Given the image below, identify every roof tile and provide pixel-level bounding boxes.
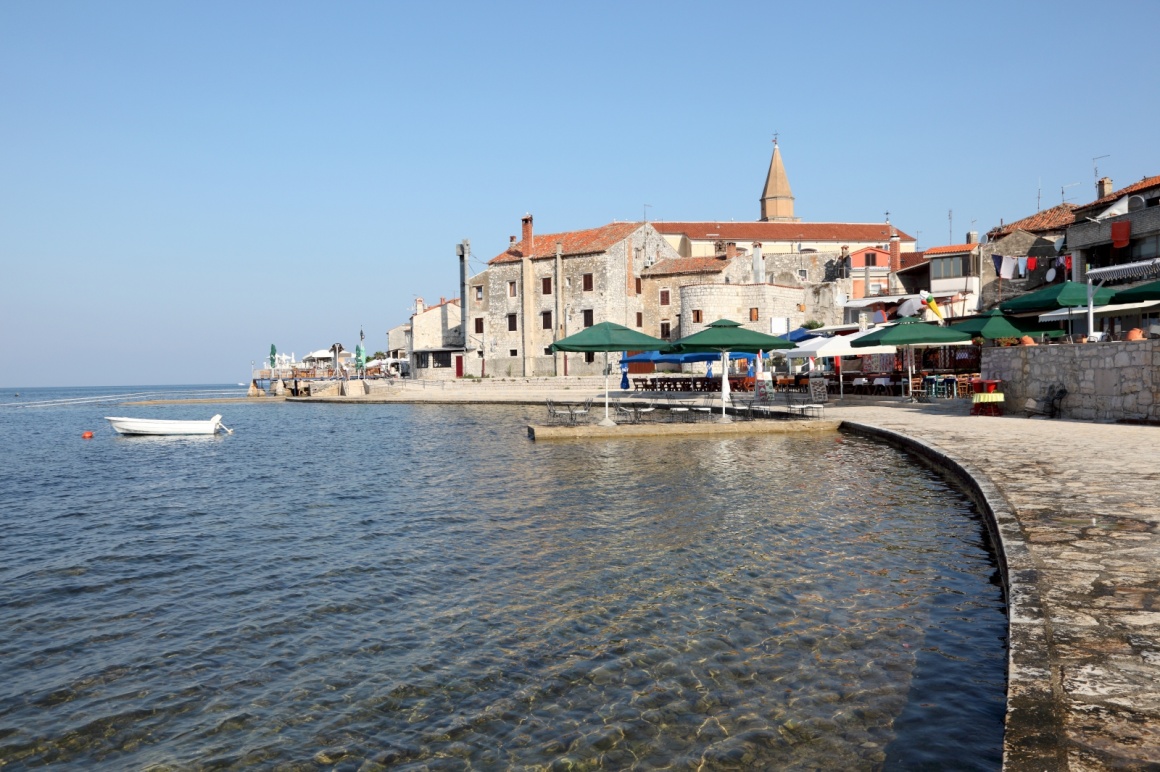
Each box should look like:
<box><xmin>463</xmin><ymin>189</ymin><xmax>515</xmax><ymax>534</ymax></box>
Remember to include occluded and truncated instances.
<box><xmin>651</xmin><ymin>221</ymin><xmax>915</xmax><ymax>243</ymax></box>
<box><xmin>1074</xmin><ymin>175</ymin><xmax>1160</xmax><ymax>213</ymax></box>
<box><xmin>642</xmin><ymin>256</ymin><xmax>728</xmax><ymax>276</ymax></box>
<box><xmin>489</xmin><ymin>222</ymin><xmax>642</xmax><ymax>264</ymax></box>
<box><xmin>987</xmin><ymin>204</ymin><xmax>1076</xmax><ymax>238</ymax></box>
<box><xmin>924</xmin><ymin>243</ymin><xmax>978</xmax><ymax>256</ymax></box>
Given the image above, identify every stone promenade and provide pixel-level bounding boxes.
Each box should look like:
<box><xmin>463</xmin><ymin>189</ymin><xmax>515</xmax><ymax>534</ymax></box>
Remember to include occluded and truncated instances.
<box><xmin>827</xmin><ymin>403</ymin><xmax>1160</xmax><ymax>771</ymax></box>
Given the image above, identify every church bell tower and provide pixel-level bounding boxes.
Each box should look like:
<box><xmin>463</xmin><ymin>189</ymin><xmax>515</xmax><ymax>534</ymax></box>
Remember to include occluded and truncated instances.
<box><xmin>759</xmin><ymin>138</ymin><xmax>796</xmax><ymax>222</ymax></box>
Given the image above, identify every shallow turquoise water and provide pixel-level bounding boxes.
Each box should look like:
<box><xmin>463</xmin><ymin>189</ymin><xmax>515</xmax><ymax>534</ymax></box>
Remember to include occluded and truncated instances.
<box><xmin>0</xmin><ymin>387</ymin><xmax>1005</xmax><ymax>769</ymax></box>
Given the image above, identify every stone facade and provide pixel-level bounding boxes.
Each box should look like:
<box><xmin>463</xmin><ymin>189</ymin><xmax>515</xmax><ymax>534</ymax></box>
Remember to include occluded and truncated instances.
<box><xmin>678</xmin><ymin>280</ymin><xmax>845</xmax><ymax>336</ymax></box>
<box><xmin>982</xmin><ymin>339</ymin><xmax>1160</xmax><ymax>422</ymax></box>
<box><xmin>978</xmin><ymin>230</ymin><xmax>1062</xmax><ymax>310</ymax></box>
<box><xmin>409</xmin><ymin>298</ymin><xmax>464</xmax><ymax>381</ymax></box>
<box><xmin>470</xmin><ymin>222</ymin><xmax>683</xmax><ymax>378</ymax></box>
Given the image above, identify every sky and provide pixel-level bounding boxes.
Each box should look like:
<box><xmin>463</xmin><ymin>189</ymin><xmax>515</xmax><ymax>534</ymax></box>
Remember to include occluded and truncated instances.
<box><xmin>3</xmin><ymin>0</ymin><xmax>1159</xmax><ymax>386</ymax></box>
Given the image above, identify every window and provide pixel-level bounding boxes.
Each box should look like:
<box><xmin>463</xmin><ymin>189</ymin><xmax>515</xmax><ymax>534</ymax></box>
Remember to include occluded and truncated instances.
<box><xmin>635</xmin><ymin>277</ymin><xmax>642</xmax><ymax>295</ymax></box>
<box><xmin>542</xmin><ymin>277</ymin><xmax>552</xmax><ymax>295</ymax></box>
<box><xmin>541</xmin><ymin>311</ymin><xmax>552</xmax><ymax>330</ymax></box>
<box><xmin>584</xmin><ymin>352</ymin><xmax>596</xmax><ymax>364</ymax></box>
<box><xmin>1131</xmin><ymin>235</ymin><xmax>1159</xmax><ymax>260</ymax></box>
<box><xmin>509</xmin><ymin>349</ymin><xmax>518</xmax><ymax>357</ymax></box>
<box><xmin>474</xmin><ymin>318</ymin><xmax>484</xmax><ymax>334</ymax></box>
<box><xmin>583</xmin><ymin>273</ymin><xmax>594</xmax><ymax>291</ymax></box>
<box><xmin>417</xmin><ymin>353</ymin><xmax>429</xmax><ymax>368</ymax></box>
<box><xmin>692</xmin><ymin>309</ymin><xmax>703</xmax><ymax>324</ymax></box>
<box><xmin>432</xmin><ymin>351</ymin><xmax>452</xmax><ymax>368</ymax></box>
<box><xmin>660</xmin><ymin>289</ymin><xmax>670</xmax><ymax>305</ymax></box>
<box><xmin>866</xmin><ymin>252</ymin><xmax>877</xmax><ymax>267</ymax></box>
<box><xmin>636</xmin><ymin>312</ymin><xmax>643</xmax><ymax>328</ymax></box>
<box><xmin>660</xmin><ymin>322</ymin><xmax>671</xmax><ymax>339</ymax></box>
<box><xmin>582</xmin><ymin>309</ymin><xmax>594</xmax><ymax>327</ymax></box>
<box><xmin>508</xmin><ymin>281</ymin><xmax>517</xmax><ymax>297</ymax></box>
<box><xmin>797</xmin><ymin>269</ymin><xmax>808</xmax><ymax>281</ymax></box>
<box><xmin>544</xmin><ymin>346</ymin><xmax>552</xmax><ymax>355</ymax></box>
<box><xmin>507</xmin><ymin>314</ymin><xmax>517</xmax><ymax>331</ymax></box>
<box><xmin>931</xmin><ymin>257</ymin><xmax>965</xmax><ymax>280</ymax></box>
<box><xmin>474</xmin><ymin>285</ymin><xmax>483</xmax><ymax>302</ymax></box>
<box><xmin>750</xmin><ymin>308</ymin><xmax>760</xmax><ymax>322</ymax></box>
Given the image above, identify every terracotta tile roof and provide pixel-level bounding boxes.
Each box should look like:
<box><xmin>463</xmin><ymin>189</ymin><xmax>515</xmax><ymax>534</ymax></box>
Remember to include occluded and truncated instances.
<box><xmin>651</xmin><ymin>221</ymin><xmax>915</xmax><ymax>243</ymax></box>
<box><xmin>924</xmin><ymin>243</ymin><xmax>978</xmax><ymax>256</ymax></box>
<box><xmin>1074</xmin><ymin>175</ymin><xmax>1160</xmax><ymax>214</ymax></box>
<box><xmin>489</xmin><ymin>222</ymin><xmax>642</xmax><ymax>264</ymax></box>
<box><xmin>642</xmin><ymin>256</ymin><xmax>729</xmax><ymax>277</ymax></box>
<box><xmin>987</xmin><ymin>204</ymin><xmax>1077</xmax><ymax>238</ymax></box>
<box><xmin>899</xmin><ymin>250</ymin><xmax>925</xmax><ymax>269</ymax></box>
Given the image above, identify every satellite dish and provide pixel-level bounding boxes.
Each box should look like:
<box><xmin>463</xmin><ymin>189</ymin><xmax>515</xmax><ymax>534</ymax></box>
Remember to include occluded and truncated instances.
<box><xmin>1128</xmin><ymin>195</ymin><xmax>1147</xmax><ymax>212</ymax></box>
<box><xmin>1045</xmin><ymin>267</ymin><xmax>1057</xmax><ymax>282</ymax></box>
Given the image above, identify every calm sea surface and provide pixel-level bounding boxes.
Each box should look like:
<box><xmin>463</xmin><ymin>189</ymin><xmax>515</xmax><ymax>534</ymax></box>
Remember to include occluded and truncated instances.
<box><xmin>0</xmin><ymin>386</ymin><xmax>1006</xmax><ymax>770</ymax></box>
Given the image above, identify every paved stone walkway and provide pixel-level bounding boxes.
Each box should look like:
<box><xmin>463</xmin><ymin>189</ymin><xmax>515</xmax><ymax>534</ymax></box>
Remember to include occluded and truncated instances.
<box><xmin>827</xmin><ymin>403</ymin><xmax>1160</xmax><ymax>771</ymax></box>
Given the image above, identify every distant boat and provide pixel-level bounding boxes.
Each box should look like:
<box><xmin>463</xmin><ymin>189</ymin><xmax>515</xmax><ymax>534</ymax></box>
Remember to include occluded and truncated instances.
<box><xmin>105</xmin><ymin>414</ymin><xmax>231</xmax><ymax>436</ymax></box>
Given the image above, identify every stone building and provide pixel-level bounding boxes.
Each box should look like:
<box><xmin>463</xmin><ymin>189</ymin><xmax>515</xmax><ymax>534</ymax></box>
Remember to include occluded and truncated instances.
<box><xmin>1067</xmin><ymin>175</ymin><xmax>1160</xmax><ymax>283</ymax></box>
<box><xmin>467</xmin><ymin>216</ymin><xmax>683</xmax><ymax>377</ymax></box>
<box><xmin>407</xmin><ymin>297</ymin><xmax>466</xmax><ymax>380</ymax></box>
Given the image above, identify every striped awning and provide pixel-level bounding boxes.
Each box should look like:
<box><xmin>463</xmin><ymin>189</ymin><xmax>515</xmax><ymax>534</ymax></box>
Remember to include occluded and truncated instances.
<box><xmin>1086</xmin><ymin>258</ymin><xmax>1160</xmax><ymax>282</ymax></box>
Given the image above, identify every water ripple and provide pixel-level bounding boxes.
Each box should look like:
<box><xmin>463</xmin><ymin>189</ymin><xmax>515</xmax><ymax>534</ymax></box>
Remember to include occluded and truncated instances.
<box><xmin>0</xmin><ymin>389</ymin><xmax>1005</xmax><ymax>769</ymax></box>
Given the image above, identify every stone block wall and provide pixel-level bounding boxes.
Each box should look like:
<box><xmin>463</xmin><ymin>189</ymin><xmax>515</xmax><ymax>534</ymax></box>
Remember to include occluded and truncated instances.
<box><xmin>982</xmin><ymin>339</ymin><xmax>1159</xmax><ymax>421</ymax></box>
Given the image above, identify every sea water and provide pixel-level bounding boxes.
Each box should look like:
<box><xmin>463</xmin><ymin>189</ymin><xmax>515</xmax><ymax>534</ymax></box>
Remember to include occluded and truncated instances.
<box><xmin>0</xmin><ymin>386</ymin><xmax>1005</xmax><ymax>769</ymax></box>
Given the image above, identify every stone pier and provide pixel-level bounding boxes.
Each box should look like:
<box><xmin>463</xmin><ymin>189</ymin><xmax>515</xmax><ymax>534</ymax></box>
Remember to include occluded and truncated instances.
<box><xmin>827</xmin><ymin>404</ymin><xmax>1160</xmax><ymax>770</ymax></box>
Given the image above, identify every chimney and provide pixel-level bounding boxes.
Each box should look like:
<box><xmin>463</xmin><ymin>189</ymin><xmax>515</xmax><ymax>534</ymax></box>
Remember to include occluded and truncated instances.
<box><xmin>889</xmin><ymin>230</ymin><xmax>901</xmax><ymax>274</ymax></box>
<box><xmin>965</xmin><ymin>231</ymin><xmax>978</xmax><ymax>244</ymax></box>
<box><xmin>725</xmin><ymin>241</ymin><xmax>737</xmax><ymax>261</ymax></box>
<box><xmin>415</xmin><ymin>297</ymin><xmax>425</xmax><ymax>315</ymax></box>
<box><xmin>1097</xmin><ymin>177</ymin><xmax>1114</xmax><ymax>199</ymax></box>
<box><xmin>509</xmin><ymin>235</ymin><xmax>517</xmax><ymax>251</ymax></box>
<box><xmin>521</xmin><ymin>214</ymin><xmax>534</xmax><ymax>253</ymax></box>
<box><xmin>752</xmin><ymin>242</ymin><xmax>765</xmax><ymax>283</ymax></box>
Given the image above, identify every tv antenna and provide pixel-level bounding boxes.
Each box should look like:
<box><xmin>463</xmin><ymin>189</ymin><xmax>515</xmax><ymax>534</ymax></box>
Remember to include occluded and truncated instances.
<box><xmin>1061</xmin><ymin>182</ymin><xmax>1079</xmax><ymax>203</ymax></box>
<box><xmin>643</xmin><ymin>204</ymin><xmax>652</xmax><ymax>222</ymax></box>
<box><xmin>1093</xmin><ymin>154</ymin><xmax>1110</xmax><ymax>185</ymax></box>
<box><xmin>947</xmin><ymin>209</ymin><xmax>953</xmax><ymax>243</ymax></box>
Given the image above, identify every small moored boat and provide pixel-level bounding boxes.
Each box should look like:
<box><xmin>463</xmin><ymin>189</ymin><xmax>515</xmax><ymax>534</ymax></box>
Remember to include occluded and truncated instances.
<box><xmin>104</xmin><ymin>414</ymin><xmax>232</xmax><ymax>436</ymax></box>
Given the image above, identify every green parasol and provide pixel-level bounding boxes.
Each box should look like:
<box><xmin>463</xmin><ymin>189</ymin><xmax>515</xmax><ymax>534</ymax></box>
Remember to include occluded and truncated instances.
<box><xmin>671</xmin><ymin>319</ymin><xmax>795</xmax><ymax>423</ymax></box>
<box><xmin>999</xmin><ymin>281</ymin><xmax>1114</xmax><ymax>313</ymax></box>
<box><xmin>550</xmin><ymin>321</ymin><xmax>672</xmax><ymax>425</ymax></box>
<box><xmin>852</xmin><ymin>317</ymin><xmax>973</xmax><ymax>399</ymax></box>
<box><xmin>948</xmin><ymin>309</ymin><xmax>1063</xmax><ymax>340</ymax></box>
<box><xmin>269</xmin><ymin>344</ymin><xmax>277</xmax><ymax>369</ymax></box>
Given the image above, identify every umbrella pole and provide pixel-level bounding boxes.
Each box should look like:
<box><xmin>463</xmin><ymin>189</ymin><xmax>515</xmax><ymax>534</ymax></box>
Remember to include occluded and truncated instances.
<box><xmin>718</xmin><ymin>350</ymin><xmax>732</xmax><ymax>423</ymax></box>
<box><xmin>599</xmin><ymin>351</ymin><xmax>616</xmax><ymax>426</ymax></box>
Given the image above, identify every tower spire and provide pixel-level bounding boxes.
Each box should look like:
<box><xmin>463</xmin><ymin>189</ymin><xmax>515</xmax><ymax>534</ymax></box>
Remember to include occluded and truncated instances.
<box><xmin>759</xmin><ymin>137</ymin><xmax>795</xmax><ymax>222</ymax></box>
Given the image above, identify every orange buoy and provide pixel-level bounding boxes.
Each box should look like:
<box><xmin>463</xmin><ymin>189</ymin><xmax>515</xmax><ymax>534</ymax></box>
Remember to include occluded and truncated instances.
<box><xmin>82</xmin><ymin>431</ymin><xmax>94</xmax><ymax>439</ymax></box>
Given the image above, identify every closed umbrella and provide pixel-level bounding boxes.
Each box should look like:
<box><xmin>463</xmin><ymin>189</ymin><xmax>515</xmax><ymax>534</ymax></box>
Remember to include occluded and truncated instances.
<box><xmin>851</xmin><ymin>317</ymin><xmax>973</xmax><ymax>399</ymax></box>
<box><xmin>550</xmin><ymin>321</ymin><xmax>672</xmax><ymax>426</ymax></box>
<box><xmin>269</xmin><ymin>344</ymin><xmax>277</xmax><ymax>369</ymax></box>
<box><xmin>672</xmin><ymin>319</ymin><xmax>794</xmax><ymax>422</ymax></box>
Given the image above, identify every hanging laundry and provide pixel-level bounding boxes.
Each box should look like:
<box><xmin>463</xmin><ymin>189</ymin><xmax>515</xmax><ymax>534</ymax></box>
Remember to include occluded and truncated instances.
<box><xmin>992</xmin><ymin>254</ymin><xmax>1003</xmax><ymax>275</ymax></box>
<box><xmin>1027</xmin><ymin>256</ymin><xmax>1037</xmax><ymax>272</ymax></box>
<box><xmin>1000</xmin><ymin>255</ymin><xmax>1017</xmax><ymax>279</ymax></box>
<box><xmin>1056</xmin><ymin>256</ymin><xmax>1065</xmax><ymax>267</ymax></box>
<box><xmin>1017</xmin><ymin>256</ymin><xmax>1028</xmax><ymax>277</ymax></box>
<box><xmin>1065</xmin><ymin>255</ymin><xmax>1072</xmax><ymax>271</ymax></box>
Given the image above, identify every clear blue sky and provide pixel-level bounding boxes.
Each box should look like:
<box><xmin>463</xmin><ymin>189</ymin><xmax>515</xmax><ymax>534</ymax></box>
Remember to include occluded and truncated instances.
<box><xmin>3</xmin><ymin>0</ymin><xmax>1158</xmax><ymax>386</ymax></box>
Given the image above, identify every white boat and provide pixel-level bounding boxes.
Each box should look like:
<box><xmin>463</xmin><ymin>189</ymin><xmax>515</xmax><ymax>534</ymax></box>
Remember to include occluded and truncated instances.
<box><xmin>104</xmin><ymin>414</ymin><xmax>231</xmax><ymax>436</ymax></box>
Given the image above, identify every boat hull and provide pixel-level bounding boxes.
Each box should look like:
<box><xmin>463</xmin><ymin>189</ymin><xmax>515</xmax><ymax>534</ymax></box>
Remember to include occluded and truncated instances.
<box><xmin>105</xmin><ymin>415</ymin><xmax>223</xmax><ymax>436</ymax></box>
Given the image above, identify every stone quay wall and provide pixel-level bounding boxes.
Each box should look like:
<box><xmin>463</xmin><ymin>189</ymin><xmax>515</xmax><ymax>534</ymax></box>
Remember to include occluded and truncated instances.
<box><xmin>982</xmin><ymin>339</ymin><xmax>1160</xmax><ymax>421</ymax></box>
